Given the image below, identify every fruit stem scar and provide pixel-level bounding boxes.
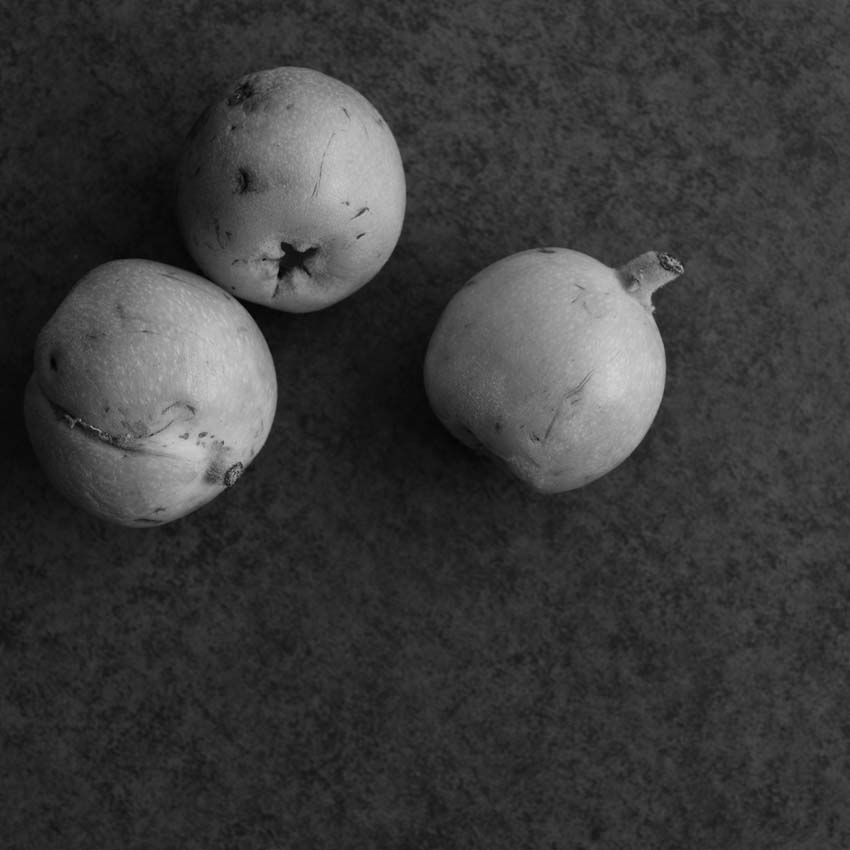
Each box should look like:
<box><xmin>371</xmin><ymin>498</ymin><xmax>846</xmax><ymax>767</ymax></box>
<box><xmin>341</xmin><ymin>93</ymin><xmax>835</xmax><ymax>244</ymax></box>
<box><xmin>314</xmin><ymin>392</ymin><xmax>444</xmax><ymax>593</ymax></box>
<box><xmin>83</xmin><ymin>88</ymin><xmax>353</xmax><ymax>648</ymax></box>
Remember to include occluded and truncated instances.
<box><xmin>224</xmin><ymin>462</ymin><xmax>244</xmax><ymax>487</ymax></box>
<box><xmin>617</xmin><ymin>251</ymin><xmax>684</xmax><ymax>312</ymax></box>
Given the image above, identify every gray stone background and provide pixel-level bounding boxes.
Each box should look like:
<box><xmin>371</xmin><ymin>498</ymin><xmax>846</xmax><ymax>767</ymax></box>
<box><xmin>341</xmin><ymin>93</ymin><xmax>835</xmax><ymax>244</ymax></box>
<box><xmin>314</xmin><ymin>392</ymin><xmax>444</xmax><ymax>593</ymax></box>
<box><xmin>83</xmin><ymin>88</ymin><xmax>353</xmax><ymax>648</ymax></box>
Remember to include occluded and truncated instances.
<box><xmin>1</xmin><ymin>1</ymin><xmax>848</xmax><ymax>847</ymax></box>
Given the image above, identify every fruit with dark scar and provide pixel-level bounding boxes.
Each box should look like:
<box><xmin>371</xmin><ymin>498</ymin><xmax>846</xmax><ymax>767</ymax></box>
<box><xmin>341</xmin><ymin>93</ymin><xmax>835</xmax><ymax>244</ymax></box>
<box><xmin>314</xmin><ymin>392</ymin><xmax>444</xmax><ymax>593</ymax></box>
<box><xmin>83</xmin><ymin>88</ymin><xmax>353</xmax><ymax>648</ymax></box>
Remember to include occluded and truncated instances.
<box><xmin>23</xmin><ymin>260</ymin><xmax>278</xmax><ymax>525</ymax></box>
<box><xmin>176</xmin><ymin>66</ymin><xmax>406</xmax><ymax>312</ymax></box>
<box><xmin>423</xmin><ymin>248</ymin><xmax>683</xmax><ymax>492</ymax></box>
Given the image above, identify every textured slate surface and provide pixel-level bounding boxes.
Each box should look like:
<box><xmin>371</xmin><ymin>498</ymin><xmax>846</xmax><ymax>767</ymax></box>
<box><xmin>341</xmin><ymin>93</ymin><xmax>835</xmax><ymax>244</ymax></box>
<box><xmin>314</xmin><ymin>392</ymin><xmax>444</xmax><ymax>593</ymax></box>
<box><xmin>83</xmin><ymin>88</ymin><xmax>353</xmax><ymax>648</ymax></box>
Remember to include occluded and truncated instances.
<box><xmin>1</xmin><ymin>1</ymin><xmax>849</xmax><ymax>848</ymax></box>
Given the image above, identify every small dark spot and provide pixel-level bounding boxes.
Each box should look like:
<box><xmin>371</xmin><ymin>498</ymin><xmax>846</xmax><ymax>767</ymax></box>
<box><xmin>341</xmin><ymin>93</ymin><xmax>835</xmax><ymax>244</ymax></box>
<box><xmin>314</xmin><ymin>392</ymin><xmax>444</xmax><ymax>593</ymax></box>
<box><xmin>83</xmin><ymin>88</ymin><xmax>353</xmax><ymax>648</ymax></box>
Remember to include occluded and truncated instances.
<box><xmin>179</xmin><ymin>433</ymin><xmax>190</xmax><ymax>439</ymax></box>
<box><xmin>341</xmin><ymin>107</ymin><xmax>350</xmax><ymax>119</ymax></box>
<box><xmin>198</xmin><ymin>431</ymin><xmax>207</xmax><ymax>438</ymax></box>
<box><xmin>494</xmin><ymin>421</ymin><xmax>503</xmax><ymax>433</ymax></box>
<box><xmin>153</xmin><ymin>506</ymin><xmax>167</xmax><ymax>514</ymax></box>
<box><xmin>227</xmin><ymin>78</ymin><xmax>255</xmax><ymax>106</ymax></box>
<box><xmin>352</xmin><ymin>206</ymin><xmax>369</xmax><ymax>219</ymax></box>
<box><xmin>355</xmin><ymin>232</ymin><xmax>366</xmax><ymax>240</ymax></box>
<box><xmin>49</xmin><ymin>354</ymin><xmax>58</xmax><ymax>371</ymax></box>
<box><xmin>234</xmin><ymin>166</ymin><xmax>266</xmax><ymax>194</ymax></box>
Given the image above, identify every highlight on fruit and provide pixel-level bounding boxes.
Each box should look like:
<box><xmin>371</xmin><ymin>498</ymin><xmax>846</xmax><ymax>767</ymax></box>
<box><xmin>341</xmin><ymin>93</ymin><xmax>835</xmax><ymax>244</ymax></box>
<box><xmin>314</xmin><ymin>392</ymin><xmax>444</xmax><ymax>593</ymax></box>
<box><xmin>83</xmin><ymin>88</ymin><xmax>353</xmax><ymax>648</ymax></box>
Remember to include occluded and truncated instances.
<box><xmin>423</xmin><ymin>247</ymin><xmax>684</xmax><ymax>493</ymax></box>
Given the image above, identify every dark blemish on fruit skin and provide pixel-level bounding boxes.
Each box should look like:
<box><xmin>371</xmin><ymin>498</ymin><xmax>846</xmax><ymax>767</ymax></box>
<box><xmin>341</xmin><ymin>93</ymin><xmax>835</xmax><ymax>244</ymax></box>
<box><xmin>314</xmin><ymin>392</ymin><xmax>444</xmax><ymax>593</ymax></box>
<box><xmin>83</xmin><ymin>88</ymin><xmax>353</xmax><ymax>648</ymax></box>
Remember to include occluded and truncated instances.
<box><xmin>341</xmin><ymin>107</ymin><xmax>350</xmax><ymax>120</ymax></box>
<box><xmin>49</xmin><ymin>354</ymin><xmax>58</xmax><ymax>371</ymax></box>
<box><xmin>236</xmin><ymin>167</ymin><xmax>251</xmax><ymax>193</ymax></box>
<box><xmin>351</xmin><ymin>206</ymin><xmax>369</xmax><ymax>219</ymax></box>
<box><xmin>179</xmin><ymin>433</ymin><xmax>190</xmax><ymax>440</ymax></box>
<box><xmin>355</xmin><ymin>232</ymin><xmax>366</xmax><ymax>240</ymax></box>
<box><xmin>227</xmin><ymin>78</ymin><xmax>255</xmax><ymax>107</ymax></box>
<box><xmin>198</xmin><ymin>431</ymin><xmax>207</xmax><ymax>438</ymax></box>
<box><xmin>234</xmin><ymin>166</ymin><xmax>267</xmax><ymax>194</ymax></box>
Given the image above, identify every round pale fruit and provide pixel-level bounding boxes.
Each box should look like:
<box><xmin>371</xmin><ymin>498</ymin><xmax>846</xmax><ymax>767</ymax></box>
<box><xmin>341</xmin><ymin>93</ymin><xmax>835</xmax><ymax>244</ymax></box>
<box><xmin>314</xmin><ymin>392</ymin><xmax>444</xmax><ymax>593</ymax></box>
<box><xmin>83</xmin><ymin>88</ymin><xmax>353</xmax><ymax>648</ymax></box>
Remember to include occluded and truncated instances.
<box><xmin>175</xmin><ymin>65</ymin><xmax>406</xmax><ymax>313</ymax></box>
<box><xmin>423</xmin><ymin>248</ymin><xmax>684</xmax><ymax>493</ymax></box>
<box><xmin>23</xmin><ymin>259</ymin><xmax>278</xmax><ymax>526</ymax></box>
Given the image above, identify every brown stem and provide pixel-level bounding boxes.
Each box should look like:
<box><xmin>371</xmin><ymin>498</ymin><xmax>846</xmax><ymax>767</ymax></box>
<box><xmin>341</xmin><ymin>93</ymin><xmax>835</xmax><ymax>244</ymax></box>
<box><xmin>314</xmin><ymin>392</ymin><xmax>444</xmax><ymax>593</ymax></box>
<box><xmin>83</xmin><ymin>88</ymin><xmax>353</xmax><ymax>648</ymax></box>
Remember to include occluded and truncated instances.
<box><xmin>617</xmin><ymin>251</ymin><xmax>684</xmax><ymax>312</ymax></box>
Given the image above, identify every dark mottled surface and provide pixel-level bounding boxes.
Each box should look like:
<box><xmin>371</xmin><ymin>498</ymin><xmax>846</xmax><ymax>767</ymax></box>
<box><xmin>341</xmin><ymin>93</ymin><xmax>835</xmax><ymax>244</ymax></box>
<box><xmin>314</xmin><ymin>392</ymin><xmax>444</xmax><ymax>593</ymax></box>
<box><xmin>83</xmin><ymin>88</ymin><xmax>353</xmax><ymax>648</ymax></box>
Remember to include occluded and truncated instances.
<box><xmin>2</xmin><ymin>1</ymin><xmax>849</xmax><ymax>848</ymax></box>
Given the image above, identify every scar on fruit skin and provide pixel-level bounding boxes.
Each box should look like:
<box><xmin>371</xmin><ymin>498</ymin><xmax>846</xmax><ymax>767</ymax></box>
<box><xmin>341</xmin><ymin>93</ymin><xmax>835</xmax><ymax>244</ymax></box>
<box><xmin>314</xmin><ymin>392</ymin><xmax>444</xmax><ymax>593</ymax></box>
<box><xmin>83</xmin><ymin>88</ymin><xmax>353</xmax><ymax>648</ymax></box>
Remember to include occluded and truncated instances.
<box><xmin>312</xmin><ymin>132</ymin><xmax>337</xmax><ymax>198</ymax></box>
<box><xmin>543</xmin><ymin>371</ymin><xmax>594</xmax><ymax>443</ymax></box>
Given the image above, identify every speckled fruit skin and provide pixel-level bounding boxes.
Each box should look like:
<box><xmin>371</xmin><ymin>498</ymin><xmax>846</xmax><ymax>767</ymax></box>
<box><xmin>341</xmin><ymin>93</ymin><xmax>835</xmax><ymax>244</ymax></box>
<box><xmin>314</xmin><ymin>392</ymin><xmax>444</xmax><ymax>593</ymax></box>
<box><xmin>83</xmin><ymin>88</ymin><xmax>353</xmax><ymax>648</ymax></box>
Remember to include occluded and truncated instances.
<box><xmin>175</xmin><ymin>66</ymin><xmax>406</xmax><ymax>313</ymax></box>
<box><xmin>23</xmin><ymin>260</ymin><xmax>278</xmax><ymax>526</ymax></box>
<box><xmin>424</xmin><ymin>248</ymin><xmax>678</xmax><ymax>493</ymax></box>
